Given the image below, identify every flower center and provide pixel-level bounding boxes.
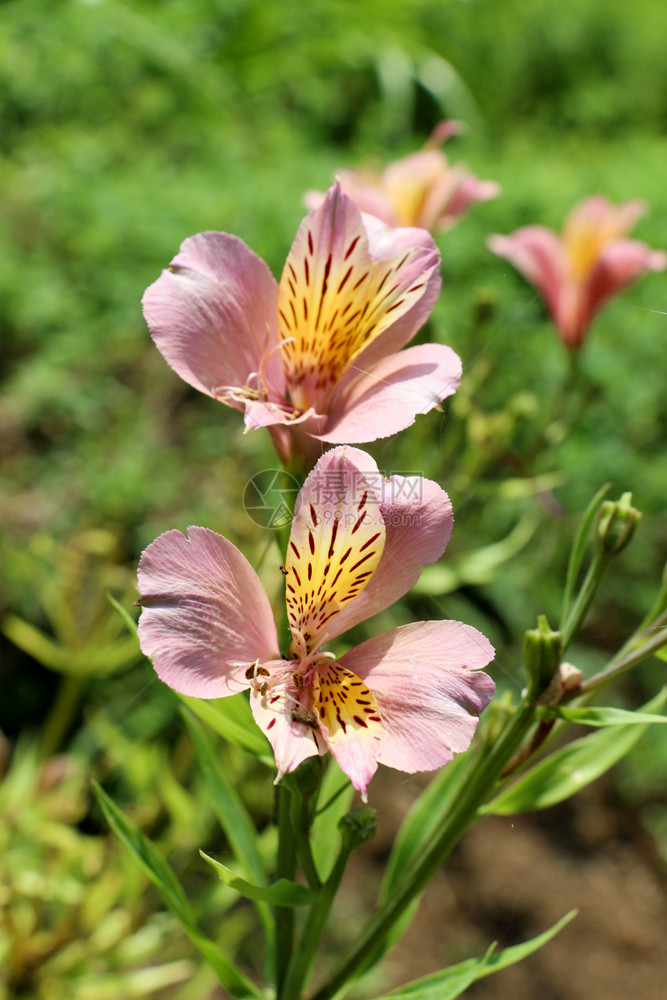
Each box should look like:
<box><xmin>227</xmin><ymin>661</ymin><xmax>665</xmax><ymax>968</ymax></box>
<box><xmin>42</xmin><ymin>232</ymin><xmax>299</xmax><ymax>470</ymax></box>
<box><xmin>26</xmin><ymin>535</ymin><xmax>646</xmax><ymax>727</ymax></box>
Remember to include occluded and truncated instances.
<box><xmin>244</xmin><ymin>641</ymin><xmax>383</xmax><ymax>742</ymax></box>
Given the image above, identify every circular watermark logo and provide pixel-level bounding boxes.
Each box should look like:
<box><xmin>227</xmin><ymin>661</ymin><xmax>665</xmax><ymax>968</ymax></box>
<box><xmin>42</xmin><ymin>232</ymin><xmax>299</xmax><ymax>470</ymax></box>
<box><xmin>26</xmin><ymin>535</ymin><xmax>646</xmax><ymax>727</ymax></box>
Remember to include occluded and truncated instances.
<box><xmin>243</xmin><ymin>469</ymin><xmax>301</xmax><ymax>529</ymax></box>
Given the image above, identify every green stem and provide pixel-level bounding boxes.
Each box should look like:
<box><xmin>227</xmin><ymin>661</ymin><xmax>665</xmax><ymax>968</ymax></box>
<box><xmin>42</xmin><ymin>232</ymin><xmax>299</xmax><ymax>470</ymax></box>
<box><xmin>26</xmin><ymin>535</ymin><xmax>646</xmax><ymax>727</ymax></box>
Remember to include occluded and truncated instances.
<box><xmin>282</xmin><ymin>846</ymin><xmax>351</xmax><ymax>1000</ymax></box>
<box><xmin>561</xmin><ymin>550</ymin><xmax>613</xmax><ymax>650</ymax></box>
<box><xmin>38</xmin><ymin>673</ymin><xmax>83</xmax><ymax>760</ymax></box>
<box><xmin>274</xmin><ymin>785</ymin><xmax>297</xmax><ymax>996</ymax></box>
<box><xmin>613</xmin><ymin>587</ymin><xmax>667</xmax><ymax>665</ymax></box>
<box><xmin>577</xmin><ymin>614</ymin><xmax>667</xmax><ymax>695</ymax></box>
<box><xmin>310</xmin><ymin>698</ymin><xmax>538</xmax><ymax>1000</ymax></box>
<box><xmin>290</xmin><ymin>792</ymin><xmax>322</xmax><ymax>893</ymax></box>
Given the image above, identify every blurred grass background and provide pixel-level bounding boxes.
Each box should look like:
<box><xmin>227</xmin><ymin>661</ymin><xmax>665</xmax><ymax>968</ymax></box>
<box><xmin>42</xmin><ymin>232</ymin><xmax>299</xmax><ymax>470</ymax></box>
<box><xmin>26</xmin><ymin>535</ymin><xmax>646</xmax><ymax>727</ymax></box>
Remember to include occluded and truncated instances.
<box><xmin>1</xmin><ymin>0</ymin><xmax>666</xmax><ymax>995</ymax></box>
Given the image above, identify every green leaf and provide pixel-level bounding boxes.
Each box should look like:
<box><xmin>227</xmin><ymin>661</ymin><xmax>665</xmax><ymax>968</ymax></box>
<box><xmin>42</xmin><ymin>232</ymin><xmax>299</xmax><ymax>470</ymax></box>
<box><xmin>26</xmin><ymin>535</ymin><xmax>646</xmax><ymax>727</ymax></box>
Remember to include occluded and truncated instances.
<box><xmin>311</xmin><ymin>758</ymin><xmax>355</xmax><ymax>881</ymax></box>
<box><xmin>379</xmin><ymin>947</ymin><xmax>494</xmax><ymax>1000</ymax></box>
<box><xmin>347</xmin><ymin>755</ymin><xmax>471</xmax><ymax>981</ymax></box>
<box><xmin>2</xmin><ymin>613</ymin><xmax>68</xmax><ymax>671</ymax></box>
<box><xmin>541</xmin><ymin>705</ymin><xmax>667</xmax><ymax>726</ymax></box>
<box><xmin>200</xmin><ymin>852</ymin><xmax>316</xmax><ymax>906</ymax></box>
<box><xmin>655</xmin><ymin>644</ymin><xmax>667</xmax><ymax>662</ymax></box>
<box><xmin>70</xmin><ymin>959</ymin><xmax>193</xmax><ymax>997</ymax></box>
<box><xmin>485</xmin><ymin>690</ymin><xmax>666</xmax><ymax>815</ymax></box>
<box><xmin>181</xmin><ymin>710</ymin><xmax>268</xmax><ymax>889</ymax></box>
<box><xmin>92</xmin><ymin>782</ymin><xmax>263</xmax><ymax>999</ymax></box>
<box><xmin>2</xmin><ymin>612</ymin><xmax>139</xmax><ymax>676</ymax></box>
<box><xmin>381</xmin><ymin>752</ymin><xmax>469</xmax><ymax>901</ymax></box>
<box><xmin>178</xmin><ymin>692</ymin><xmax>272</xmax><ymax>760</ymax></box>
<box><xmin>374</xmin><ymin>909</ymin><xmax>576</xmax><ymax>1000</ymax></box>
<box><xmin>560</xmin><ymin>483</ymin><xmax>611</xmax><ymax>627</ymax></box>
<box><xmin>82</xmin><ymin>636</ymin><xmax>142</xmax><ymax>673</ymax></box>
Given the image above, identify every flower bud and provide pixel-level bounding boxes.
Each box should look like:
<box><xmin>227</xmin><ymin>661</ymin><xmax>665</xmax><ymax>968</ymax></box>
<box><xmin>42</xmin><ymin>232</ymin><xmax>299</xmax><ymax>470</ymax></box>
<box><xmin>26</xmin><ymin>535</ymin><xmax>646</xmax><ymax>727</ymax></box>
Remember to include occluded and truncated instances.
<box><xmin>288</xmin><ymin>756</ymin><xmax>323</xmax><ymax>797</ymax></box>
<box><xmin>524</xmin><ymin>614</ymin><xmax>562</xmax><ymax>697</ymax></box>
<box><xmin>539</xmin><ymin>661</ymin><xmax>583</xmax><ymax>705</ymax></box>
<box><xmin>339</xmin><ymin>807</ymin><xmax>377</xmax><ymax>852</ymax></box>
<box><xmin>596</xmin><ymin>493</ymin><xmax>641</xmax><ymax>556</ymax></box>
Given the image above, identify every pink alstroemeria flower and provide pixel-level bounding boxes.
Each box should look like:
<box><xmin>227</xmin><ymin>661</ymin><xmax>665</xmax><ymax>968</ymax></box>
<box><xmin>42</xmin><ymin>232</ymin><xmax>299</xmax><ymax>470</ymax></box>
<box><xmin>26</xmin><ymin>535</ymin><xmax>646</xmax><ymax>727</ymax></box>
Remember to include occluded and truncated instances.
<box><xmin>142</xmin><ymin>184</ymin><xmax>461</xmax><ymax>466</ymax></box>
<box><xmin>489</xmin><ymin>196</ymin><xmax>667</xmax><ymax>351</ymax></box>
<box><xmin>305</xmin><ymin>122</ymin><xmax>499</xmax><ymax>234</ymax></box>
<box><xmin>137</xmin><ymin>448</ymin><xmax>495</xmax><ymax>798</ymax></box>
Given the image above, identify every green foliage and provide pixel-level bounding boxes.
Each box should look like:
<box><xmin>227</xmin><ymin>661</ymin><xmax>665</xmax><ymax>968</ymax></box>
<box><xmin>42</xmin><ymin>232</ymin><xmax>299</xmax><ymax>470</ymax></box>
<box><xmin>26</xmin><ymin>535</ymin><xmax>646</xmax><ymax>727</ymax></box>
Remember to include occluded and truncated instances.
<box><xmin>93</xmin><ymin>781</ymin><xmax>263</xmax><ymax>999</ymax></box>
<box><xmin>372</xmin><ymin>909</ymin><xmax>577</xmax><ymax>1000</ymax></box>
<box><xmin>560</xmin><ymin>482</ymin><xmax>611</xmax><ymax>625</ymax></box>
<box><xmin>484</xmin><ymin>689</ymin><xmax>667</xmax><ymax>815</ymax></box>
<box><xmin>0</xmin><ymin>742</ymin><xmax>195</xmax><ymax>998</ymax></box>
<box><xmin>179</xmin><ymin>693</ymin><xmax>273</xmax><ymax>760</ymax></box>
<box><xmin>200</xmin><ymin>853</ymin><xmax>316</xmax><ymax>907</ymax></box>
<box><xmin>182</xmin><ymin>710</ymin><xmax>269</xmax><ymax>887</ymax></box>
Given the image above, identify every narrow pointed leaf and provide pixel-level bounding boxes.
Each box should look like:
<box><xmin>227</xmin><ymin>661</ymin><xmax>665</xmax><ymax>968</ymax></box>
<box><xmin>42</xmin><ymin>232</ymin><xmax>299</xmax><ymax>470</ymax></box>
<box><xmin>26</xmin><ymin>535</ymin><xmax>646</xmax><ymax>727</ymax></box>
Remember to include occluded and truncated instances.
<box><xmin>70</xmin><ymin>959</ymin><xmax>193</xmax><ymax>997</ymax></box>
<box><xmin>311</xmin><ymin>759</ymin><xmax>355</xmax><ymax>881</ymax></box>
<box><xmin>374</xmin><ymin>909</ymin><xmax>576</xmax><ymax>1000</ymax></box>
<box><xmin>93</xmin><ymin>783</ymin><xmax>262</xmax><ymax>999</ymax></box>
<box><xmin>381</xmin><ymin>751</ymin><xmax>468</xmax><ymax>900</ymax></box>
<box><xmin>93</xmin><ymin>781</ymin><xmax>193</xmax><ymax>922</ymax></box>
<box><xmin>181</xmin><ymin>709</ymin><xmax>269</xmax><ymax>891</ymax></box>
<box><xmin>179</xmin><ymin>692</ymin><xmax>271</xmax><ymax>759</ymax></box>
<box><xmin>484</xmin><ymin>690</ymin><xmax>666</xmax><ymax>815</ymax></box>
<box><xmin>541</xmin><ymin>705</ymin><xmax>667</xmax><ymax>726</ymax></box>
<box><xmin>560</xmin><ymin>483</ymin><xmax>611</xmax><ymax>626</ymax></box>
<box><xmin>201</xmin><ymin>852</ymin><xmax>315</xmax><ymax>906</ymax></box>
<box><xmin>379</xmin><ymin>947</ymin><xmax>494</xmax><ymax>1000</ymax></box>
<box><xmin>350</xmin><ymin>754</ymin><xmax>471</xmax><ymax>981</ymax></box>
<box><xmin>2</xmin><ymin>614</ymin><xmax>68</xmax><ymax>671</ymax></box>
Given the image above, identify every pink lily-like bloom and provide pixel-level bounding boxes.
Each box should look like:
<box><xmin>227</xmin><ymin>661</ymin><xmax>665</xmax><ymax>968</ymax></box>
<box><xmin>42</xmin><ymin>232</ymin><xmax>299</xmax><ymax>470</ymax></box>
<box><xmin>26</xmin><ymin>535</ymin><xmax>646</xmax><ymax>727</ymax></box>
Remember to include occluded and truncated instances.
<box><xmin>488</xmin><ymin>196</ymin><xmax>667</xmax><ymax>351</ymax></box>
<box><xmin>305</xmin><ymin>122</ymin><xmax>499</xmax><ymax>235</ymax></box>
<box><xmin>142</xmin><ymin>184</ymin><xmax>461</xmax><ymax>466</ymax></box>
<box><xmin>137</xmin><ymin>448</ymin><xmax>495</xmax><ymax>798</ymax></box>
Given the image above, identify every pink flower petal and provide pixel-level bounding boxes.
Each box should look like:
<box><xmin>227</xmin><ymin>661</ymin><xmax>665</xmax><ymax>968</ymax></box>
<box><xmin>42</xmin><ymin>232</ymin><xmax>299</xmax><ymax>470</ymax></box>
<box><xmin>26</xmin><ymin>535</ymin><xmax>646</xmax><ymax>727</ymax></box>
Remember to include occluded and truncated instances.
<box><xmin>416</xmin><ymin>165</ymin><xmax>467</xmax><ymax>232</ymax></box>
<box><xmin>320</xmin><ymin>721</ymin><xmax>378</xmax><ymax>800</ymax></box>
<box><xmin>142</xmin><ymin>232</ymin><xmax>285</xmax><ymax>404</ymax></box>
<box><xmin>488</xmin><ymin>227</ymin><xmax>566</xmax><ymax>319</ymax></box>
<box><xmin>491</xmin><ymin>196</ymin><xmax>666</xmax><ymax>352</ymax></box>
<box><xmin>249</xmin><ymin>682</ymin><xmax>322</xmax><ymax>779</ymax></box>
<box><xmin>565</xmin><ymin>195</ymin><xmax>645</xmax><ymax>236</ymax></box>
<box><xmin>243</xmin><ymin>399</ymin><xmax>325</xmax><ymax>432</ymax></box>
<box><xmin>425</xmin><ymin>119</ymin><xmax>465</xmax><ymax>148</ymax></box>
<box><xmin>588</xmin><ymin>238</ymin><xmax>667</xmax><ymax>317</ymax></box>
<box><xmin>304</xmin><ymin>178</ymin><xmax>397</xmax><ymax>226</ymax></box>
<box><xmin>381</xmin><ymin>150</ymin><xmax>447</xmax><ymax>227</ymax></box>
<box><xmin>336</xmin><ymin>170</ymin><xmax>398</xmax><ymax>225</ymax></box>
<box><xmin>442</xmin><ymin>174</ymin><xmax>501</xmax><ymax>227</ymax></box>
<box><xmin>137</xmin><ymin>527</ymin><xmax>279</xmax><ymax>698</ymax></box>
<box><xmin>329</xmin><ymin>472</ymin><xmax>454</xmax><ymax>637</ymax></box>
<box><xmin>318</xmin><ymin>343</ymin><xmax>461</xmax><ymax>444</ymax></box>
<box><xmin>340</xmin><ymin>621</ymin><xmax>495</xmax><ymax>773</ymax></box>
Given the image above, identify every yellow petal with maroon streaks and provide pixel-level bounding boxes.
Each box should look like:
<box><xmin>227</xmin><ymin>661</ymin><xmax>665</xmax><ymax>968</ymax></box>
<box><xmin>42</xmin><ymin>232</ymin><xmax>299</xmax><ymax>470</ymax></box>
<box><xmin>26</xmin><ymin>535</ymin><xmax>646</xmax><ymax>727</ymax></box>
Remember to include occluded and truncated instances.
<box><xmin>314</xmin><ymin>661</ymin><xmax>383</xmax><ymax>742</ymax></box>
<box><xmin>278</xmin><ymin>186</ymin><xmax>436</xmax><ymax>410</ymax></box>
<box><xmin>284</xmin><ymin>452</ymin><xmax>385</xmax><ymax>653</ymax></box>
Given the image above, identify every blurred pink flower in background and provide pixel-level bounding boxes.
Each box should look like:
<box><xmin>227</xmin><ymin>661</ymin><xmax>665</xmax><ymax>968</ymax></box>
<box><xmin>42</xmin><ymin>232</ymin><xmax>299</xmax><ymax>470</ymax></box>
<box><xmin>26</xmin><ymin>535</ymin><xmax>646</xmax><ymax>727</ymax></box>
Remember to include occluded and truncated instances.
<box><xmin>305</xmin><ymin>121</ymin><xmax>500</xmax><ymax>234</ymax></box>
<box><xmin>143</xmin><ymin>184</ymin><xmax>461</xmax><ymax>466</ymax></box>
<box><xmin>488</xmin><ymin>196</ymin><xmax>666</xmax><ymax>351</ymax></box>
<box><xmin>136</xmin><ymin>448</ymin><xmax>495</xmax><ymax>799</ymax></box>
